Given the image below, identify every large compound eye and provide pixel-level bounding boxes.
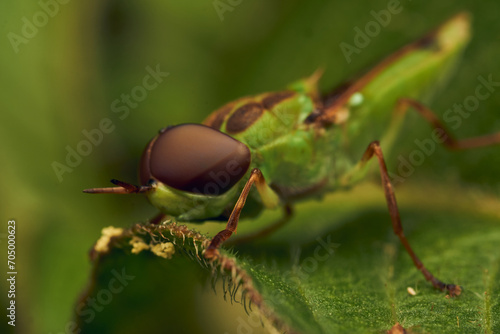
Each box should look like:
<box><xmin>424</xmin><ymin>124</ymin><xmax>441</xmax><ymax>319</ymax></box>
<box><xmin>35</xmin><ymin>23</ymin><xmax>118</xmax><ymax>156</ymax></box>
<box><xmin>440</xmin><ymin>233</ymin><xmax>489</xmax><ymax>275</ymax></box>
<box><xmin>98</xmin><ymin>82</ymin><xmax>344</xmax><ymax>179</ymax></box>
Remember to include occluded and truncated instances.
<box><xmin>140</xmin><ymin>124</ymin><xmax>251</xmax><ymax>195</ymax></box>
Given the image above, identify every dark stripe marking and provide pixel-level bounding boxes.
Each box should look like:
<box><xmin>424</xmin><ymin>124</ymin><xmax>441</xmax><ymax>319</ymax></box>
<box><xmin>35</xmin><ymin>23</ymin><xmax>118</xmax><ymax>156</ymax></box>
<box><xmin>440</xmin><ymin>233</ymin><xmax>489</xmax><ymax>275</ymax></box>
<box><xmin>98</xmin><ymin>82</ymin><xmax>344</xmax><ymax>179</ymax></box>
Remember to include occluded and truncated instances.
<box><xmin>225</xmin><ymin>102</ymin><xmax>264</xmax><ymax>134</ymax></box>
<box><xmin>261</xmin><ymin>91</ymin><xmax>295</xmax><ymax>110</ymax></box>
<box><xmin>203</xmin><ymin>103</ymin><xmax>234</xmax><ymax>130</ymax></box>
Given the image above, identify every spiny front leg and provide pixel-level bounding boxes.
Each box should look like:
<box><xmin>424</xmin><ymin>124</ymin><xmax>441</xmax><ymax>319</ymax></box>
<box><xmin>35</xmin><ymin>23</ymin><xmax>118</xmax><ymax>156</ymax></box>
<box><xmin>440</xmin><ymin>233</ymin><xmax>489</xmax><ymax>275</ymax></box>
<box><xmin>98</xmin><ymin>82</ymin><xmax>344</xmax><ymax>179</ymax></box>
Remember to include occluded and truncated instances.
<box><xmin>204</xmin><ymin>168</ymin><xmax>280</xmax><ymax>259</ymax></box>
<box><xmin>361</xmin><ymin>141</ymin><xmax>461</xmax><ymax>297</ymax></box>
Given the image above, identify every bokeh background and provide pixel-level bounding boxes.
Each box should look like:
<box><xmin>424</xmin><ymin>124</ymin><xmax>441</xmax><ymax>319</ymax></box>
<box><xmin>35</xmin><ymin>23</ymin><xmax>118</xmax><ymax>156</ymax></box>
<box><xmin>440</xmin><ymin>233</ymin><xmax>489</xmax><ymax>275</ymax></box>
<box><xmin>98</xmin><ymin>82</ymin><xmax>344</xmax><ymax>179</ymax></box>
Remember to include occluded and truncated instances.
<box><xmin>1</xmin><ymin>0</ymin><xmax>499</xmax><ymax>333</ymax></box>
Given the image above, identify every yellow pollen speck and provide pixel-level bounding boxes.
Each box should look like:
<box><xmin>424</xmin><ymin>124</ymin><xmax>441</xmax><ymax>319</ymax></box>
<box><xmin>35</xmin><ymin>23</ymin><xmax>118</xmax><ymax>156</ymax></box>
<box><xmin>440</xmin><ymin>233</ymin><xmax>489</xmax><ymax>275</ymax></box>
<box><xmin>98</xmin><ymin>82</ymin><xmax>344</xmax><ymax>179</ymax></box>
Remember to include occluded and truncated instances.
<box><xmin>129</xmin><ymin>236</ymin><xmax>150</xmax><ymax>254</ymax></box>
<box><xmin>94</xmin><ymin>226</ymin><xmax>124</xmax><ymax>253</ymax></box>
<box><xmin>150</xmin><ymin>242</ymin><xmax>175</xmax><ymax>259</ymax></box>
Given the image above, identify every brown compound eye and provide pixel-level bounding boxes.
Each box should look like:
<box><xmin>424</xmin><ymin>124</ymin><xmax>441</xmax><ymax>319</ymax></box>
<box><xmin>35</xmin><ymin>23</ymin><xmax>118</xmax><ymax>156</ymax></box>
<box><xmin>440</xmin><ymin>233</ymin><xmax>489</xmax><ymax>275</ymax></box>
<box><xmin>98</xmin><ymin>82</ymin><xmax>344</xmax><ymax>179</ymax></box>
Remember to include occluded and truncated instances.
<box><xmin>140</xmin><ymin>124</ymin><xmax>251</xmax><ymax>195</ymax></box>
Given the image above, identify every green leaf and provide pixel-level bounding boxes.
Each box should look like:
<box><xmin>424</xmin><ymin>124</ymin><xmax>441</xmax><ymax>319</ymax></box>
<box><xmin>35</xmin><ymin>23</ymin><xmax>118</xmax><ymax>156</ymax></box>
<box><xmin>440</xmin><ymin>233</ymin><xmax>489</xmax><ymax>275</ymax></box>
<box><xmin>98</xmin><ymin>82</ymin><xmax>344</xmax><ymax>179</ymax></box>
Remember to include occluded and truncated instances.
<box><xmin>77</xmin><ymin>184</ymin><xmax>500</xmax><ymax>333</ymax></box>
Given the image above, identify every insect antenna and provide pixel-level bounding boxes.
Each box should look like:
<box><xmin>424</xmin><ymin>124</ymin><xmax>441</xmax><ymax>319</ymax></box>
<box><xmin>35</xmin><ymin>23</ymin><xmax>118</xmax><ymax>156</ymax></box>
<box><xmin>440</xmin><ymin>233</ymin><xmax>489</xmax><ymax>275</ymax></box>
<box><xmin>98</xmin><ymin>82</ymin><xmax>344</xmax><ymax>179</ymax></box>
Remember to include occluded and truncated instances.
<box><xmin>83</xmin><ymin>179</ymin><xmax>152</xmax><ymax>194</ymax></box>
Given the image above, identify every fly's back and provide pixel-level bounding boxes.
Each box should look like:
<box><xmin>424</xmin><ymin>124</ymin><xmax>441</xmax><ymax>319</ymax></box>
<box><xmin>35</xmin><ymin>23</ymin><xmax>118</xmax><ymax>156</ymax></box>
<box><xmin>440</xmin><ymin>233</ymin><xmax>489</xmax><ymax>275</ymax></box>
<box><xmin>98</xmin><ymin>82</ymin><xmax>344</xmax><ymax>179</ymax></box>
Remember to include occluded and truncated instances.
<box><xmin>203</xmin><ymin>83</ymin><xmax>344</xmax><ymax>198</ymax></box>
<box><xmin>203</xmin><ymin>91</ymin><xmax>316</xmax><ymax>150</ymax></box>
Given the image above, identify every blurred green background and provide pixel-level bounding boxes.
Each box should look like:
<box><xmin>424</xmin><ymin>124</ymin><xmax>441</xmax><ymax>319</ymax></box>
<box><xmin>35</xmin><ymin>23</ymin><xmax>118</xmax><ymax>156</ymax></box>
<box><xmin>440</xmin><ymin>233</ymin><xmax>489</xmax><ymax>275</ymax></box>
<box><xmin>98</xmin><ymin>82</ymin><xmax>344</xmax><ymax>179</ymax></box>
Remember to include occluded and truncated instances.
<box><xmin>1</xmin><ymin>0</ymin><xmax>499</xmax><ymax>333</ymax></box>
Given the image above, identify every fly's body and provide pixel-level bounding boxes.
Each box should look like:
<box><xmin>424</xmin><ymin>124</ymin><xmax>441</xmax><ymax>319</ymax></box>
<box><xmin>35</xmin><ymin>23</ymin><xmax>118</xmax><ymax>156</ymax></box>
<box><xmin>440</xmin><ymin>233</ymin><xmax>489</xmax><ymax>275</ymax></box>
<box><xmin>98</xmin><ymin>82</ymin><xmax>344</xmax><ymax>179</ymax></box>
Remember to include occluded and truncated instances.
<box><xmin>84</xmin><ymin>13</ymin><xmax>500</xmax><ymax>296</ymax></box>
<box><xmin>204</xmin><ymin>89</ymin><xmax>342</xmax><ymax>202</ymax></box>
<box><xmin>192</xmin><ymin>12</ymin><xmax>470</xmax><ymax>216</ymax></box>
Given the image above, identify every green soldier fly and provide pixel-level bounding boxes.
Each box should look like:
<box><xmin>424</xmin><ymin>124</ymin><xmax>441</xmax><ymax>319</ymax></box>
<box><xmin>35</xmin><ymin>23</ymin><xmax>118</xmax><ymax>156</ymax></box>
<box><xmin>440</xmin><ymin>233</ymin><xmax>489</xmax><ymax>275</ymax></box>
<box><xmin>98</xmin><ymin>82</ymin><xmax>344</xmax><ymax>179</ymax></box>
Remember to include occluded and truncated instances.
<box><xmin>84</xmin><ymin>12</ymin><xmax>500</xmax><ymax>297</ymax></box>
